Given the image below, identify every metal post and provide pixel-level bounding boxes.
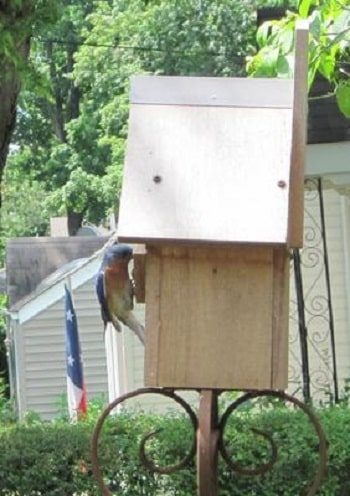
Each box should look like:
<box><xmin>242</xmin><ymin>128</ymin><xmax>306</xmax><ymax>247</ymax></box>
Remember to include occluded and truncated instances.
<box><xmin>197</xmin><ymin>390</ymin><xmax>219</xmax><ymax>496</ymax></box>
<box><xmin>317</xmin><ymin>177</ymin><xmax>339</xmax><ymax>402</ymax></box>
<box><xmin>292</xmin><ymin>248</ymin><xmax>311</xmax><ymax>401</ymax></box>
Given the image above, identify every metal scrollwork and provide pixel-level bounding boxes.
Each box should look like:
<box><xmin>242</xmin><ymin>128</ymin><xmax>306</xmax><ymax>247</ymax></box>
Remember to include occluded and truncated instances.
<box><xmin>218</xmin><ymin>390</ymin><xmax>327</xmax><ymax>495</ymax></box>
<box><xmin>290</xmin><ymin>177</ymin><xmax>339</xmax><ymax>403</ymax></box>
<box><xmin>91</xmin><ymin>388</ymin><xmax>198</xmax><ymax>495</ymax></box>
<box><xmin>219</xmin><ymin>394</ymin><xmax>278</xmax><ymax>476</ymax></box>
<box><xmin>91</xmin><ymin>388</ymin><xmax>327</xmax><ymax>496</ymax></box>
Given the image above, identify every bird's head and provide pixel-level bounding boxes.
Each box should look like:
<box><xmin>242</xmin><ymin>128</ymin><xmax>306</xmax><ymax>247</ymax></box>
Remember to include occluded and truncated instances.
<box><xmin>103</xmin><ymin>243</ymin><xmax>133</xmax><ymax>266</ymax></box>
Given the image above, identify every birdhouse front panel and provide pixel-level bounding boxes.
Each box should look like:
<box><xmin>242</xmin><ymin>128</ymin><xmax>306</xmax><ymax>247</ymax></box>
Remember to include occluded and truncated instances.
<box><xmin>144</xmin><ymin>245</ymin><xmax>289</xmax><ymax>390</ymax></box>
<box><xmin>118</xmin><ymin>75</ymin><xmax>301</xmax><ymax>247</ymax></box>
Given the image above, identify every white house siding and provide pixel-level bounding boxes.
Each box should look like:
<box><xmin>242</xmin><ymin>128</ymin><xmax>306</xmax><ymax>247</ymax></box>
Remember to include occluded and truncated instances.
<box><xmin>326</xmin><ymin>190</ymin><xmax>350</xmax><ymax>394</ymax></box>
<box><xmin>17</xmin><ymin>278</ymin><xmax>108</xmax><ymax>421</ymax></box>
<box><xmin>289</xmin><ymin>184</ymin><xmax>350</xmax><ymax>402</ymax></box>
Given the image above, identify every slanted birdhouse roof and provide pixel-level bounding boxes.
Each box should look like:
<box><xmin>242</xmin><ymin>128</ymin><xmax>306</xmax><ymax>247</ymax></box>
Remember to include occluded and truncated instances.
<box><xmin>118</xmin><ymin>23</ymin><xmax>308</xmax><ymax>247</ymax></box>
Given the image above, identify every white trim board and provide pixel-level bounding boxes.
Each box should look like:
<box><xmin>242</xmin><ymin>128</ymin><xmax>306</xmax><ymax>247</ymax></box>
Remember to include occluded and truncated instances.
<box><xmin>11</xmin><ymin>257</ymin><xmax>102</xmax><ymax>325</ymax></box>
<box><xmin>306</xmin><ymin>142</ymin><xmax>350</xmax><ymax>177</ymax></box>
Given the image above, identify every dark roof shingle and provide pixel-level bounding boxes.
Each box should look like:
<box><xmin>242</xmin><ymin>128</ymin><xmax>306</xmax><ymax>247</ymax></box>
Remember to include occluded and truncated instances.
<box><xmin>6</xmin><ymin>237</ymin><xmax>108</xmax><ymax>306</ymax></box>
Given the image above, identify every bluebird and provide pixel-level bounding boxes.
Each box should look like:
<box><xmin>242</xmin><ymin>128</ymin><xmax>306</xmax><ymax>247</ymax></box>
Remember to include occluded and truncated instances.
<box><xmin>96</xmin><ymin>243</ymin><xmax>145</xmax><ymax>345</ymax></box>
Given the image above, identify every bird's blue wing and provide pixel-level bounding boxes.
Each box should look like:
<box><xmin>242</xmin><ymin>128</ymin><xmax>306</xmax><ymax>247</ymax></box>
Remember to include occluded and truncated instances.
<box><xmin>95</xmin><ymin>269</ymin><xmax>104</xmax><ymax>305</ymax></box>
<box><xmin>95</xmin><ymin>269</ymin><xmax>111</xmax><ymax>327</ymax></box>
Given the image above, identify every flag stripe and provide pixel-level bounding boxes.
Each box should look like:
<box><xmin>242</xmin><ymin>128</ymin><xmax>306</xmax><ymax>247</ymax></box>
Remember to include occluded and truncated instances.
<box><xmin>66</xmin><ymin>377</ymin><xmax>87</xmax><ymax>413</ymax></box>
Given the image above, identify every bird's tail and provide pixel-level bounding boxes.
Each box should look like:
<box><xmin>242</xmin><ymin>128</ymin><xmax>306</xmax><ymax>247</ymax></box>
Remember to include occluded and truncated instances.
<box><xmin>123</xmin><ymin>312</ymin><xmax>145</xmax><ymax>345</ymax></box>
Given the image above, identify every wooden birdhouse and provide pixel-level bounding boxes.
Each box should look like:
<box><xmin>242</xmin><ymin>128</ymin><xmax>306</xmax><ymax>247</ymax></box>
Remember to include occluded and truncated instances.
<box><xmin>118</xmin><ymin>23</ymin><xmax>308</xmax><ymax>391</ymax></box>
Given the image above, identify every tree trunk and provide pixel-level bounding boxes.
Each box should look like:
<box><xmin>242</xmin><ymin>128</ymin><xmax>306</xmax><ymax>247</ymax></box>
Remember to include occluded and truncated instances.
<box><xmin>67</xmin><ymin>47</ymin><xmax>80</xmax><ymax>121</ymax></box>
<box><xmin>0</xmin><ymin>95</ymin><xmax>16</xmax><ymax>208</ymax></box>
<box><xmin>0</xmin><ymin>41</ymin><xmax>30</xmax><ymax>206</ymax></box>
<box><xmin>0</xmin><ymin>0</ymin><xmax>32</xmax><ymax>205</ymax></box>
<box><xmin>67</xmin><ymin>210</ymin><xmax>84</xmax><ymax>236</ymax></box>
<box><xmin>46</xmin><ymin>41</ymin><xmax>67</xmax><ymax>142</ymax></box>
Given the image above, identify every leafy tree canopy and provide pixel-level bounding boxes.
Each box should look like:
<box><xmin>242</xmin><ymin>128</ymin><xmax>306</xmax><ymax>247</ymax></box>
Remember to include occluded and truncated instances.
<box><xmin>247</xmin><ymin>0</ymin><xmax>350</xmax><ymax>117</ymax></box>
<box><xmin>2</xmin><ymin>0</ymin><xmax>263</xmax><ymax>248</ymax></box>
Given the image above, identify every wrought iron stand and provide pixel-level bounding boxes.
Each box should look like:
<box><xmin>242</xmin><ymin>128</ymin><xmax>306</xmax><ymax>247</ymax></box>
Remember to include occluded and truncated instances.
<box><xmin>91</xmin><ymin>387</ymin><xmax>327</xmax><ymax>495</ymax></box>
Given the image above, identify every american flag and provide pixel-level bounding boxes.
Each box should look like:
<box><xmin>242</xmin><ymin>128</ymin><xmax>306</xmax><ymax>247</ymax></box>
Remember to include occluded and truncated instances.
<box><xmin>64</xmin><ymin>284</ymin><xmax>87</xmax><ymax>420</ymax></box>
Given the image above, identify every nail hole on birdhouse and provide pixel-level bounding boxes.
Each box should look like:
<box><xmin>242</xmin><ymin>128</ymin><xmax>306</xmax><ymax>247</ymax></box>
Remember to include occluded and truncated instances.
<box><xmin>153</xmin><ymin>175</ymin><xmax>162</xmax><ymax>184</ymax></box>
<box><xmin>277</xmin><ymin>180</ymin><xmax>287</xmax><ymax>189</ymax></box>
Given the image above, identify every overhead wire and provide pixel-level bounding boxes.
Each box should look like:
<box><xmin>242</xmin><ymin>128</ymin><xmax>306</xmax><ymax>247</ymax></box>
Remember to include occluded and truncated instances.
<box><xmin>32</xmin><ymin>36</ymin><xmax>246</xmax><ymax>64</ymax></box>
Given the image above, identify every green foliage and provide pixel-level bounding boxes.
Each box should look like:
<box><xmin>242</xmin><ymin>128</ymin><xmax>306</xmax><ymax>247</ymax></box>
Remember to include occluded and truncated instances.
<box><xmin>0</xmin><ymin>376</ymin><xmax>15</xmax><ymax>424</ymax></box>
<box><xmin>247</xmin><ymin>0</ymin><xmax>350</xmax><ymax>117</ymax></box>
<box><xmin>336</xmin><ymin>80</ymin><xmax>350</xmax><ymax>116</ymax></box>
<box><xmin>0</xmin><ymin>401</ymin><xmax>349</xmax><ymax>494</ymax></box>
<box><xmin>0</xmin><ymin>0</ymin><xmax>60</xmax><ymax>79</ymax></box>
<box><xmin>0</xmin><ymin>295</ymin><xmax>10</xmax><ymax>405</ymax></box>
<box><xmin>0</xmin><ymin>294</ymin><xmax>5</xmax><ymax>336</ymax></box>
<box><xmin>133</xmin><ymin>0</ymin><xmax>257</xmax><ymax>76</ymax></box>
<box><xmin>5</xmin><ymin>0</ymin><xmax>263</xmax><ymax>236</ymax></box>
<box><xmin>1</xmin><ymin>158</ymin><xmax>51</xmax><ymax>236</ymax></box>
<box><xmin>0</xmin><ymin>156</ymin><xmax>53</xmax><ymax>265</ymax></box>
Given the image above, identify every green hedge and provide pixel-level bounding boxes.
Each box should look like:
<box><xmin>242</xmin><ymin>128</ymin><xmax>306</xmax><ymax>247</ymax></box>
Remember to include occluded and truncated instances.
<box><xmin>0</xmin><ymin>401</ymin><xmax>350</xmax><ymax>495</ymax></box>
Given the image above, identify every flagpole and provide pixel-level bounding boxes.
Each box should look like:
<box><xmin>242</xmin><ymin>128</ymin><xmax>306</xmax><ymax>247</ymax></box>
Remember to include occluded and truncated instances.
<box><xmin>66</xmin><ymin>276</ymin><xmax>73</xmax><ymax>302</ymax></box>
